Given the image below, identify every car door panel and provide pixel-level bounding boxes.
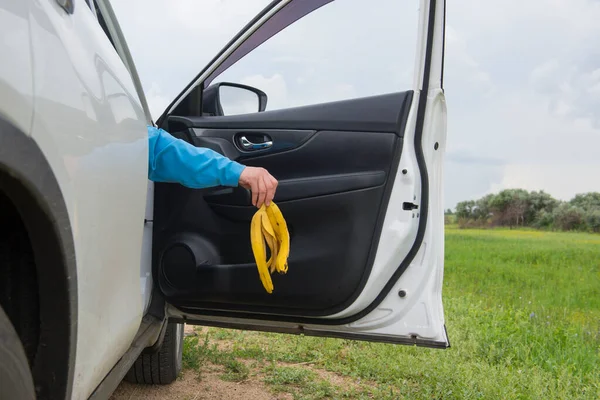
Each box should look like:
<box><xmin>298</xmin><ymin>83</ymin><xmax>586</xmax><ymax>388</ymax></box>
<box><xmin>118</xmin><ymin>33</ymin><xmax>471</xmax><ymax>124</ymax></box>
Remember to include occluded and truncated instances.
<box><xmin>154</xmin><ymin>92</ymin><xmax>410</xmax><ymax>316</ymax></box>
<box><xmin>154</xmin><ymin>0</ymin><xmax>448</xmax><ymax>347</ymax></box>
<box><xmin>159</xmin><ymin>188</ymin><xmax>386</xmax><ymax>312</ymax></box>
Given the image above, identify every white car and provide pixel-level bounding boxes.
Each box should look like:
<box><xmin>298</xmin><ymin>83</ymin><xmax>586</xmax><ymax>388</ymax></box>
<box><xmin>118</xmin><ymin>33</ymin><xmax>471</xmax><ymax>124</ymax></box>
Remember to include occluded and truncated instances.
<box><xmin>0</xmin><ymin>0</ymin><xmax>448</xmax><ymax>399</ymax></box>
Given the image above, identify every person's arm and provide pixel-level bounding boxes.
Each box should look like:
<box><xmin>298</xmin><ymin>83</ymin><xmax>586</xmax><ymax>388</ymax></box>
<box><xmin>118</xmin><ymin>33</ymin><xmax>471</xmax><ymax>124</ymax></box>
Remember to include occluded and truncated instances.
<box><xmin>147</xmin><ymin>125</ymin><xmax>245</xmax><ymax>188</ymax></box>
<box><xmin>147</xmin><ymin>126</ymin><xmax>278</xmax><ymax>207</ymax></box>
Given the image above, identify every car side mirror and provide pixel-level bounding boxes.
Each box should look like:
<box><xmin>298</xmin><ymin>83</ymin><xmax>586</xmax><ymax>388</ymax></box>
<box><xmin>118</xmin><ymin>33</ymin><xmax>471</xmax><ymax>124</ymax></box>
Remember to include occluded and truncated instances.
<box><xmin>202</xmin><ymin>82</ymin><xmax>268</xmax><ymax>116</ymax></box>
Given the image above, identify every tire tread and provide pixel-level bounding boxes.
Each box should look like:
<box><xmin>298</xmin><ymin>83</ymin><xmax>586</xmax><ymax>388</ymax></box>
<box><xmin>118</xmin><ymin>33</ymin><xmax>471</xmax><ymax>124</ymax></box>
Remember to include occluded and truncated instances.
<box><xmin>124</xmin><ymin>322</ymin><xmax>182</xmax><ymax>385</ymax></box>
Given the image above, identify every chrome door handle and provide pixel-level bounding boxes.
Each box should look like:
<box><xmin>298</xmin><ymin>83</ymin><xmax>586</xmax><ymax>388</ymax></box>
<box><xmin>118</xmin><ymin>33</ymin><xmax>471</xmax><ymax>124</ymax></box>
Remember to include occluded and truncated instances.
<box><xmin>240</xmin><ymin>136</ymin><xmax>272</xmax><ymax>150</ymax></box>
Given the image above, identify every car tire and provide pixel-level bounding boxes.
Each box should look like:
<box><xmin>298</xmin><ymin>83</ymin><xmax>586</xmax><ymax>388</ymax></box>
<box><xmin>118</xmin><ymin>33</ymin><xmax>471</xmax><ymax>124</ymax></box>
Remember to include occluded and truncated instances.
<box><xmin>124</xmin><ymin>322</ymin><xmax>184</xmax><ymax>385</ymax></box>
<box><xmin>0</xmin><ymin>306</ymin><xmax>36</xmax><ymax>400</ymax></box>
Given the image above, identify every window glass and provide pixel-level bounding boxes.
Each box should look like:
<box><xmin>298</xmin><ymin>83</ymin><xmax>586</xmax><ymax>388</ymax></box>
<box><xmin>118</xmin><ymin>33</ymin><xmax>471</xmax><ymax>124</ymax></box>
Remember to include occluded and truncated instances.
<box><xmin>213</xmin><ymin>0</ymin><xmax>419</xmax><ymax>112</ymax></box>
<box><xmin>219</xmin><ymin>85</ymin><xmax>261</xmax><ymax>115</ymax></box>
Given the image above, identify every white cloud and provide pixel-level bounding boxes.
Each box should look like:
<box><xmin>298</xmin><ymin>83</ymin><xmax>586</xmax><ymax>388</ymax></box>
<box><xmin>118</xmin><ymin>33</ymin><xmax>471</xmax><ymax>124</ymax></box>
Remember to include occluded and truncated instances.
<box><xmin>489</xmin><ymin>163</ymin><xmax>600</xmax><ymax>201</ymax></box>
<box><xmin>443</xmin><ymin>0</ymin><xmax>600</xmax><ymax>206</ymax></box>
<box><xmin>111</xmin><ymin>0</ymin><xmax>271</xmax><ymax>108</ymax></box>
<box><xmin>529</xmin><ymin>59</ymin><xmax>561</xmax><ymax>93</ymax></box>
<box><xmin>169</xmin><ymin>0</ymin><xmax>267</xmax><ymax>33</ymax></box>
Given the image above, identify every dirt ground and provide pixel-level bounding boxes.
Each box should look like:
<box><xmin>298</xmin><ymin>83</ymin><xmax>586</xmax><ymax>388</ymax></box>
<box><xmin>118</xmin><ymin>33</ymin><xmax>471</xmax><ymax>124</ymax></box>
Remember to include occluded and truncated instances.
<box><xmin>110</xmin><ymin>325</ymin><xmax>291</xmax><ymax>400</ymax></box>
<box><xmin>109</xmin><ymin>324</ymin><xmax>374</xmax><ymax>400</ymax></box>
<box><xmin>111</xmin><ymin>370</ymin><xmax>291</xmax><ymax>400</ymax></box>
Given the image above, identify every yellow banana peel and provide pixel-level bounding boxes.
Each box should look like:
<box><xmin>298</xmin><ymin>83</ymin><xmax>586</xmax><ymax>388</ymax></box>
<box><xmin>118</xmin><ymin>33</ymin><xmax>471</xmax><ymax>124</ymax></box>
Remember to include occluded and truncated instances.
<box><xmin>250</xmin><ymin>202</ymin><xmax>290</xmax><ymax>293</ymax></box>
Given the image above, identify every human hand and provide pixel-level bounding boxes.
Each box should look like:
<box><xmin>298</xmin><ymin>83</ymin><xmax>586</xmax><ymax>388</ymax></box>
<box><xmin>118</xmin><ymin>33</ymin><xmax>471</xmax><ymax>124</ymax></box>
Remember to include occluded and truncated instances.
<box><xmin>238</xmin><ymin>167</ymin><xmax>278</xmax><ymax>208</ymax></box>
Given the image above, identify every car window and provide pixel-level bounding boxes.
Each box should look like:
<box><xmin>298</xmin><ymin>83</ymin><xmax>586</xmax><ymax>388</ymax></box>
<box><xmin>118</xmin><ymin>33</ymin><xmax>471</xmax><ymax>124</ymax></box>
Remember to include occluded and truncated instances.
<box><xmin>212</xmin><ymin>0</ymin><xmax>419</xmax><ymax>114</ymax></box>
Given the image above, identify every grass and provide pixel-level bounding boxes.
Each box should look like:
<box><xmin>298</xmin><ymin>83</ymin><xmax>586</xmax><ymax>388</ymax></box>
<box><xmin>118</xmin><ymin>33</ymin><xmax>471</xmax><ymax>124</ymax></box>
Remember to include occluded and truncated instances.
<box><xmin>263</xmin><ymin>364</ymin><xmax>336</xmax><ymax>398</ymax></box>
<box><xmin>182</xmin><ymin>227</ymin><xmax>600</xmax><ymax>399</ymax></box>
<box><xmin>182</xmin><ymin>332</ymin><xmax>249</xmax><ymax>381</ymax></box>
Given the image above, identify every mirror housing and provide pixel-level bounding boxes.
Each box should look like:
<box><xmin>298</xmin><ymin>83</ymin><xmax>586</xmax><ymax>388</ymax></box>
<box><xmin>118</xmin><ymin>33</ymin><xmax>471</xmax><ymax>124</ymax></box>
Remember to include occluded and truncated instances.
<box><xmin>202</xmin><ymin>82</ymin><xmax>268</xmax><ymax>116</ymax></box>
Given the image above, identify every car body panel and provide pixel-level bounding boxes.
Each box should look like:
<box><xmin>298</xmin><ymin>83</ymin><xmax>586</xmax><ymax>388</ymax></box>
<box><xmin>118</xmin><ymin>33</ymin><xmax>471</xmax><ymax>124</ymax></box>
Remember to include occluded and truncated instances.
<box><xmin>0</xmin><ymin>0</ymin><xmax>33</xmax><ymax>134</ymax></box>
<box><xmin>26</xmin><ymin>1</ymin><xmax>149</xmax><ymax>398</ymax></box>
<box><xmin>94</xmin><ymin>0</ymin><xmax>156</xmax><ymax>317</ymax></box>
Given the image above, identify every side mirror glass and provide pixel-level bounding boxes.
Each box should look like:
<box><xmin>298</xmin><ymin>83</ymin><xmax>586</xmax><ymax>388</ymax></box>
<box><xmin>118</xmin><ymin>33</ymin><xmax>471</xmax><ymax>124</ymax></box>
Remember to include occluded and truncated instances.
<box><xmin>219</xmin><ymin>85</ymin><xmax>260</xmax><ymax>115</ymax></box>
<box><xmin>202</xmin><ymin>82</ymin><xmax>268</xmax><ymax>116</ymax></box>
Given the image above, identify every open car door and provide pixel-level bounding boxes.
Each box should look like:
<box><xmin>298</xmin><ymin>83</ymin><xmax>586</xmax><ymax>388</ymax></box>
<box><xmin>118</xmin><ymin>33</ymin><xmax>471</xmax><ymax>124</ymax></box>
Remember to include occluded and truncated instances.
<box><xmin>153</xmin><ymin>0</ymin><xmax>448</xmax><ymax>348</ymax></box>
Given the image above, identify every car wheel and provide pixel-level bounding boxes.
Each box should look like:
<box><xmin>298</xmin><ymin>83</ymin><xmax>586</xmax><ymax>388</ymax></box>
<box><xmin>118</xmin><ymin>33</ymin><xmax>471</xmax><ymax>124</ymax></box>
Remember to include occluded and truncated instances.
<box><xmin>124</xmin><ymin>322</ymin><xmax>184</xmax><ymax>385</ymax></box>
<box><xmin>0</xmin><ymin>306</ymin><xmax>36</xmax><ymax>400</ymax></box>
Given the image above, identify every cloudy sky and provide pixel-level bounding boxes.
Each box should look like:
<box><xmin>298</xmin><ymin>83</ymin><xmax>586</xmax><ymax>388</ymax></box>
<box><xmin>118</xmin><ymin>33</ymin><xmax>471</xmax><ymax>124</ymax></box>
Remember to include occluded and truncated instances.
<box><xmin>112</xmin><ymin>0</ymin><xmax>600</xmax><ymax>210</ymax></box>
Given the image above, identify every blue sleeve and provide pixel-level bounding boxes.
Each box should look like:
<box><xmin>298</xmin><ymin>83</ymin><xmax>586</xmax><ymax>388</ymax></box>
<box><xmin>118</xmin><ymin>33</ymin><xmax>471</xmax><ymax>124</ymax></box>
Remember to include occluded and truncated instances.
<box><xmin>147</xmin><ymin>126</ymin><xmax>246</xmax><ymax>188</ymax></box>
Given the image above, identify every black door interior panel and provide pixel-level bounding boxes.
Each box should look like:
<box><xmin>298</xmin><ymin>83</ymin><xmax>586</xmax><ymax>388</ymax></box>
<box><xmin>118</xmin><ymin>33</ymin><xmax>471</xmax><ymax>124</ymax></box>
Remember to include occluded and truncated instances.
<box><xmin>158</xmin><ymin>188</ymin><xmax>386</xmax><ymax>312</ymax></box>
<box><xmin>192</xmin><ymin>128</ymin><xmax>317</xmax><ymax>159</ymax></box>
<box><xmin>166</xmin><ymin>92</ymin><xmax>409</xmax><ymax>134</ymax></box>
<box><xmin>154</xmin><ymin>91</ymin><xmax>413</xmax><ymax>317</ymax></box>
<box><xmin>204</xmin><ymin>171</ymin><xmax>386</xmax><ymax>205</ymax></box>
<box><xmin>180</xmin><ymin>129</ymin><xmax>316</xmax><ymax>163</ymax></box>
<box><xmin>241</xmin><ymin>130</ymin><xmax>396</xmax><ymax>179</ymax></box>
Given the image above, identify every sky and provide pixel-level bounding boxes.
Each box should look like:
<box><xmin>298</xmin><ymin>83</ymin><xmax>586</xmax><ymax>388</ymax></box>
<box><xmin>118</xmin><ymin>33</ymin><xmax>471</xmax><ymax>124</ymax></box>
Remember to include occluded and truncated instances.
<box><xmin>111</xmin><ymin>0</ymin><xmax>600</xmax><ymax>210</ymax></box>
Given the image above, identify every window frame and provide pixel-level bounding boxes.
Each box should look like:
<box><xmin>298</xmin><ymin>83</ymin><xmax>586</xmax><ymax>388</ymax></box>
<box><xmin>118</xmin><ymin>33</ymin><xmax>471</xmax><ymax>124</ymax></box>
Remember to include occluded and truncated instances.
<box><xmin>84</xmin><ymin>0</ymin><xmax>97</xmax><ymax>19</ymax></box>
<box><xmin>88</xmin><ymin>0</ymin><xmax>154</xmax><ymax>125</ymax></box>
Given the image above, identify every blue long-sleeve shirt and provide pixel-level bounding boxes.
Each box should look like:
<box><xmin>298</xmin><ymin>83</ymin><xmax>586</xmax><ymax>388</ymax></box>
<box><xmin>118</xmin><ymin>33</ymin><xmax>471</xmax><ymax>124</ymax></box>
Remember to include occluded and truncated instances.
<box><xmin>147</xmin><ymin>126</ymin><xmax>245</xmax><ymax>188</ymax></box>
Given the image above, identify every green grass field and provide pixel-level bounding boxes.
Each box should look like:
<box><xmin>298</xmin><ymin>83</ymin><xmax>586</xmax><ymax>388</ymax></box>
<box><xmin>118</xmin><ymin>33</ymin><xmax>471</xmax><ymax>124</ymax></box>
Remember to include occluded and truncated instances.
<box><xmin>182</xmin><ymin>227</ymin><xmax>600</xmax><ymax>399</ymax></box>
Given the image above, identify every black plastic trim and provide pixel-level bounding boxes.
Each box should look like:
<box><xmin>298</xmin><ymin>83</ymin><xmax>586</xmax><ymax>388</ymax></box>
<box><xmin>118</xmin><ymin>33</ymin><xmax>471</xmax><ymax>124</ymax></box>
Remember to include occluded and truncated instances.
<box><xmin>191</xmin><ymin>128</ymin><xmax>317</xmax><ymax>160</ymax></box>
<box><xmin>441</xmin><ymin>0</ymin><xmax>446</xmax><ymax>89</ymax></box>
<box><xmin>0</xmin><ymin>118</ymin><xmax>77</xmax><ymax>400</ymax></box>
<box><xmin>141</xmin><ymin>317</ymin><xmax>169</xmax><ymax>355</ymax></box>
<box><xmin>202</xmin><ymin>82</ymin><xmax>268</xmax><ymax>116</ymax></box>
<box><xmin>168</xmin><ymin>92</ymin><xmax>409</xmax><ymax>134</ymax></box>
<box><xmin>172</xmin><ymin>318</ymin><xmax>450</xmax><ymax>349</ymax></box>
<box><xmin>205</xmin><ymin>171</ymin><xmax>386</xmax><ymax>205</ymax></box>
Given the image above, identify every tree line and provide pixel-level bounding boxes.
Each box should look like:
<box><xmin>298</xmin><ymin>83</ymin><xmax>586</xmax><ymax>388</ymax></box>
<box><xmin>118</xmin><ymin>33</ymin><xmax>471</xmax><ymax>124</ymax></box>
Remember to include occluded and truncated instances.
<box><xmin>447</xmin><ymin>190</ymin><xmax>600</xmax><ymax>232</ymax></box>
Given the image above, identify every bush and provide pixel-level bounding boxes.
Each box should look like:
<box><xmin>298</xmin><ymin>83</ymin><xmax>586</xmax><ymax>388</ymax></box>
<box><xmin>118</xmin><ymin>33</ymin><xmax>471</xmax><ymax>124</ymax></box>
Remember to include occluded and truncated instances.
<box><xmin>584</xmin><ymin>209</ymin><xmax>600</xmax><ymax>233</ymax></box>
<box><xmin>569</xmin><ymin>192</ymin><xmax>600</xmax><ymax>211</ymax></box>
<box><xmin>457</xmin><ymin>217</ymin><xmax>489</xmax><ymax>229</ymax></box>
<box><xmin>453</xmin><ymin>190</ymin><xmax>600</xmax><ymax>233</ymax></box>
<box><xmin>533</xmin><ymin>210</ymin><xmax>554</xmax><ymax>229</ymax></box>
<box><xmin>444</xmin><ymin>214</ymin><xmax>456</xmax><ymax>225</ymax></box>
<box><xmin>552</xmin><ymin>204</ymin><xmax>585</xmax><ymax>231</ymax></box>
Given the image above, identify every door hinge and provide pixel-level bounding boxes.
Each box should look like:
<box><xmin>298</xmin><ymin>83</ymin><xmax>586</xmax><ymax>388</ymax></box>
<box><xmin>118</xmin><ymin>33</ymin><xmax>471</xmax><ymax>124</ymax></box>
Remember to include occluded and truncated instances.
<box><xmin>403</xmin><ymin>202</ymin><xmax>419</xmax><ymax>211</ymax></box>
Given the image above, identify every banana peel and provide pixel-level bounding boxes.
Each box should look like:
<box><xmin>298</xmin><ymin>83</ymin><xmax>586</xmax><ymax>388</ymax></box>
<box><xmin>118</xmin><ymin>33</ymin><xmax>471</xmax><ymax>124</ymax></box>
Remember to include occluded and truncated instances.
<box><xmin>250</xmin><ymin>202</ymin><xmax>290</xmax><ymax>293</ymax></box>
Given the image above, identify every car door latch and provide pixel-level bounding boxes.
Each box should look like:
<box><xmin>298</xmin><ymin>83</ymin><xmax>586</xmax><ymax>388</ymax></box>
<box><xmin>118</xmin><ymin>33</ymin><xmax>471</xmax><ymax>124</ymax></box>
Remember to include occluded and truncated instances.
<box><xmin>238</xmin><ymin>134</ymin><xmax>273</xmax><ymax>151</ymax></box>
<box><xmin>402</xmin><ymin>202</ymin><xmax>419</xmax><ymax>211</ymax></box>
